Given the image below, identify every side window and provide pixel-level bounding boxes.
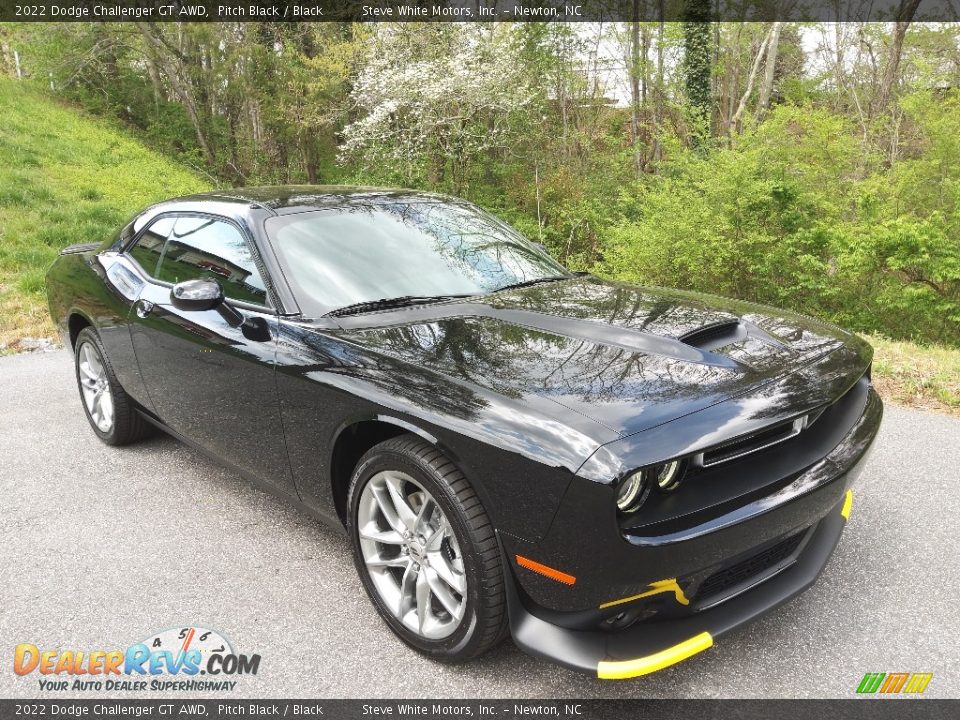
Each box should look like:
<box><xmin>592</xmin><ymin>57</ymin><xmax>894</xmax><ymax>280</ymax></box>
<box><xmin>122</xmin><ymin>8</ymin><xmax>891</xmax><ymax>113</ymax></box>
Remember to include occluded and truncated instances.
<box><xmin>154</xmin><ymin>216</ymin><xmax>269</xmax><ymax>307</ymax></box>
<box><xmin>128</xmin><ymin>217</ymin><xmax>174</xmax><ymax>277</ymax></box>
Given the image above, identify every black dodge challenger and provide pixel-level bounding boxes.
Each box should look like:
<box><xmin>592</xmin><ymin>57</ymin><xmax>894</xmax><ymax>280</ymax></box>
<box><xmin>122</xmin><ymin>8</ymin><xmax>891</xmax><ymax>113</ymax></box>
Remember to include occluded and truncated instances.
<box><xmin>46</xmin><ymin>187</ymin><xmax>882</xmax><ymax>679</ymax></box>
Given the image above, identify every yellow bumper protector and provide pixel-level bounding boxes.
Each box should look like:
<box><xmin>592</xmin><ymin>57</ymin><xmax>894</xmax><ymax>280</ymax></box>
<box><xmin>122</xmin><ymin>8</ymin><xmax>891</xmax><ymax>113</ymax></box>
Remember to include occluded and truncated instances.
<box><xmin>597</xmin><ymin>632</ymin><xmax>714</xmax><ymax>680</ymax></box>
<box><xmin>599</xmin><ymin>578</ymin><xmax>689</xmax><ymax>610</ymax></box>
<box><xmin>841</xmin><ymin>490</ymin><xmax>853</xmax><ymax>520</ymax></box>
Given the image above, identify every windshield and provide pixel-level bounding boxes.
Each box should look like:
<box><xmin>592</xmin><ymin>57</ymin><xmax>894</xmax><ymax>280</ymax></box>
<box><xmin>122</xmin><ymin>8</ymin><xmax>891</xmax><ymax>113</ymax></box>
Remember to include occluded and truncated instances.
<box><xmin>265</xmin><ymin>201</ymin><xmax>570</xmax><ymax>315</ymax></box>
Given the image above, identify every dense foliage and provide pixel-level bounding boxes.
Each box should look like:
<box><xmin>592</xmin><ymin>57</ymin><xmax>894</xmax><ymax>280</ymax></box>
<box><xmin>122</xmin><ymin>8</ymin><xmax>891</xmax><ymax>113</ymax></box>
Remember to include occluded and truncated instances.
<box><xmin>603</xmin><ymin>99</ymin><xmax>960</xmax><ymax>344</ymax></box>
<box><xmin>2</xmin><ymin>20</ymin><xmax>959</xmax><ymax>345</ymax></box>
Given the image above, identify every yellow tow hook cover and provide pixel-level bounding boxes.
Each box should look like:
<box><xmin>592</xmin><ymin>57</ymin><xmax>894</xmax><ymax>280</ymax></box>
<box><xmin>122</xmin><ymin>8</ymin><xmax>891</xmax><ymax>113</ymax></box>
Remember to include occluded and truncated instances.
<box><xmin>596</xmin><ymin>631</ymin><xmax>714</xmax><ymax>680</ymax></box>
<box><xmin>841</xmin><ymin>490</ymin><xmax>853</xmax><ymax>520</ymax></box>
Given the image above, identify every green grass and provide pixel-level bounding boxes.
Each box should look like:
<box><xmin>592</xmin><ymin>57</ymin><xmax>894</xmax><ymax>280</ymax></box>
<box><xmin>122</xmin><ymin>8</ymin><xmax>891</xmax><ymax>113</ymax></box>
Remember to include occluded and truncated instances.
<box><xmin>0</xmin><ymin>78</ymin><xmax>210</xmax><ymax>349</ymax></box>
<box><xmin>868</xmin><ymin>335</ymin><xmax>960</xmax><ymax>416</ymax></box>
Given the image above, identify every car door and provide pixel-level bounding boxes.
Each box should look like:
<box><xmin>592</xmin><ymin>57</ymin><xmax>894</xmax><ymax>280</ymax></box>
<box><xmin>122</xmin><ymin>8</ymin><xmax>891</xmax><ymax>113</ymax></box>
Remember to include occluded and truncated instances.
<box><xmin>126</xmin><ymin>213</ymin><xmax>297</xmax><ymax>497</ymax></box>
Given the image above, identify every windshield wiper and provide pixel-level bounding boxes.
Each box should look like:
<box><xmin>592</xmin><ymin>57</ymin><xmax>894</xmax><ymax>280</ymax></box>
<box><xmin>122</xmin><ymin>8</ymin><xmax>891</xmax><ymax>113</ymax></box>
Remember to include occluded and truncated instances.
<box><xmin>492</xmin><ymin>273</ymin><xmax>581</xmax><ymax>294</ymax></box>
<box><xmin>326</xmin><ymin>294</ymin><xmax>474</xmax><ymax>318</ymax></box>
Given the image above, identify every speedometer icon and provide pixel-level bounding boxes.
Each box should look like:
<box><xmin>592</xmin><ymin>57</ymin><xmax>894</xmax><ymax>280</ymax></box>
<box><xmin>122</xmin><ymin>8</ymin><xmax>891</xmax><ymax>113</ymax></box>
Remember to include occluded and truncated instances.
<box><xmin>140</xmin><ymin>626</ymin><xmax>234</xmax><ymax>670</ymax></box>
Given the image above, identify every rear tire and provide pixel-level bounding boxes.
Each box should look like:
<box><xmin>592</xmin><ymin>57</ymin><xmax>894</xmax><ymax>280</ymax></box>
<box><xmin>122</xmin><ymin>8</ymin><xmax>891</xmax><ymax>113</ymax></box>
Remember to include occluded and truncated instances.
<box><xmin>347</xmin><ymin>435</ymin><xmax>507</xmax><ymax>662</ymax></box>
<box><xmin>74</xmin><ymin>327</ymin><xmax>149</xmax><ymax>446</ymax></box>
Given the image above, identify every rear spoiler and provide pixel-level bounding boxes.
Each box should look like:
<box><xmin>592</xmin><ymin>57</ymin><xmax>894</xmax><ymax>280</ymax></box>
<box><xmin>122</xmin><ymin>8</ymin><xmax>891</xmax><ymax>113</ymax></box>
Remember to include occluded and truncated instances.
<box><xmin>60</xmin><ymin>242</ymin><xmax>100</xmax><ymax>255</ymax></box>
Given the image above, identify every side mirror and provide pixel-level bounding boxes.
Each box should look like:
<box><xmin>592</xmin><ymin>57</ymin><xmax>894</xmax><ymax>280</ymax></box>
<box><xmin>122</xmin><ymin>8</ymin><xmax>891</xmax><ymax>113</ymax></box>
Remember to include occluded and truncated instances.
<box><xmin>170</xmin><ymin>277</ymin><xmax>261</xmax><ymax>334</ymax></box>
<box><xmin>170</xmin><ymin>278</ymin><xmax>224</xmax><ymax>312</ymax></box>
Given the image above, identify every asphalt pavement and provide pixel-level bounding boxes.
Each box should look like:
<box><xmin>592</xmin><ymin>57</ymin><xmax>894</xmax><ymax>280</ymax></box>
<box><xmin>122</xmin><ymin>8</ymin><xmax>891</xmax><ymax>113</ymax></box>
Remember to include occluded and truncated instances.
<box><xmin>1</xmin><ymin>350</ymin><xmax>958</xmax><ymax>698</ymax></box>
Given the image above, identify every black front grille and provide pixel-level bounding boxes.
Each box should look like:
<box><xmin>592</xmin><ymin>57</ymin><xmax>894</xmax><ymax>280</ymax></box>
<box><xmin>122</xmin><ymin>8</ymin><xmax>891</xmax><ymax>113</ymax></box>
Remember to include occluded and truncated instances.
<box><xmin>701</xmin><ymin>419</ymin><xmax>800</xmax><ymax>466</ymax></box>
<box><xmin>695</xmin><ymin>531</ymin><xmax>805</xmax><ymax>601</ymax></box>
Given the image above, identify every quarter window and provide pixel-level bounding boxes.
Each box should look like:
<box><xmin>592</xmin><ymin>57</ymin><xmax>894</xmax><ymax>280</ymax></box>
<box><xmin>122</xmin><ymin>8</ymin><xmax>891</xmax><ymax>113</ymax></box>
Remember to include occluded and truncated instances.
<box><xmin>128</xmin><ymin>217</ymin><xmax>174</xmax><ymax>278</ymax></box>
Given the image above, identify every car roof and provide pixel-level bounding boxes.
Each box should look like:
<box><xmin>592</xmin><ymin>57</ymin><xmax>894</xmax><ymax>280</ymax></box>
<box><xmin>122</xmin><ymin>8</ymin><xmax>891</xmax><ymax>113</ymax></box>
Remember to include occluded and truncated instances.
<box><xmin>169</xmin><ymin>185</ymin><xmax>459</xmax><ymax>216</ymax></box>
<box><xmin>123</xmin><ymin>185</ymin><xmax>466</xmax><ymax>248</ymax></box>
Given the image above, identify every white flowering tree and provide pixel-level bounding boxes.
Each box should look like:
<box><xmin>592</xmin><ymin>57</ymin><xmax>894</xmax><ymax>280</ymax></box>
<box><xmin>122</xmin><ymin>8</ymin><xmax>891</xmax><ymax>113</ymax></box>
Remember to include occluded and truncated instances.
<box><xmin>340</xmin><ymin>25</ymin><xmax>533</xmax><ymax>193</ymax></box>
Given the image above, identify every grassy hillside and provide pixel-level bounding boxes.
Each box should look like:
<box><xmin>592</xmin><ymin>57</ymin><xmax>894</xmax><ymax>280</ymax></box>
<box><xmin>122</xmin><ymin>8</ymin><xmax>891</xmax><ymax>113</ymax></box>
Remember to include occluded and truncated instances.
<box><xmin>0</xmin><ymin>78</ymin><xmax>209</xmax><ymax>348</ymax></box>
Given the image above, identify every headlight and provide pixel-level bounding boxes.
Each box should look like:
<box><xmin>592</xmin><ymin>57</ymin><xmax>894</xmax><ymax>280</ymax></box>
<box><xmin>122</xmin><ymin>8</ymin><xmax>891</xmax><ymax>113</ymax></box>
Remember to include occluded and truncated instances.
<box><xmin>615</xmin><ymin>471</ymin><xmax>649</xmax><ymax>513</ymax></box>
<box><xmin>616</xmin><ymin>460</ymin><xmax>685</xmax><ymax>514</ymax></box>
<box><xmin>653</xmin><ymin>460</ymin><xmax>682</xmax><ymax>492</ymax></box>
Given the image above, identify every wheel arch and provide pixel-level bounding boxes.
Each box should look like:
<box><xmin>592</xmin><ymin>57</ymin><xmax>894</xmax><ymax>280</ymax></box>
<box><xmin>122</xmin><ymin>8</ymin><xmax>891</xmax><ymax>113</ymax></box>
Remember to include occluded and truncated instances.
<box><xmin>330</xmin><ymin>415</ymin><xmax>448</xmax><ymax>526</ymax></box>
<box><xmin>67</xmin><ymin>310</ymin><xmax>95</xmax><ymax>349</ymax></box>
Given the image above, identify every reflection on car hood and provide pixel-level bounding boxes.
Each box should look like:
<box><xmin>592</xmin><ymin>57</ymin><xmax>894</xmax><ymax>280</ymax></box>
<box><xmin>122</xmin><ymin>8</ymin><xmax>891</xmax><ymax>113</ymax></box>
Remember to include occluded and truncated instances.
<box><xmin>332</xmin><ymin>276</ymin><xmax>861</xmax><ymax>438</ymax></box>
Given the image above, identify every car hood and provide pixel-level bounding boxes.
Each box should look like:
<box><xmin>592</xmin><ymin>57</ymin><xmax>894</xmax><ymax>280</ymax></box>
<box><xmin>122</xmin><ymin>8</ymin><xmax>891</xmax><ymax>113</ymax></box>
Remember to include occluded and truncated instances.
<box><xmin>330</xmin><ymin>276</ymin><xmax>866</xmax><ymax>439</ymax></box>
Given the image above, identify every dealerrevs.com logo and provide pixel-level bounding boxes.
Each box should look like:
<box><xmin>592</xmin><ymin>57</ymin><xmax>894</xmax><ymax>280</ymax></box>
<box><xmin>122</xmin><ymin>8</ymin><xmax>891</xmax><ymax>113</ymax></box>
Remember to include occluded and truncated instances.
<box><xmin>13</xmin><ymin>627</ymin><xmax>260</xmax><ymax>692</ymax></box>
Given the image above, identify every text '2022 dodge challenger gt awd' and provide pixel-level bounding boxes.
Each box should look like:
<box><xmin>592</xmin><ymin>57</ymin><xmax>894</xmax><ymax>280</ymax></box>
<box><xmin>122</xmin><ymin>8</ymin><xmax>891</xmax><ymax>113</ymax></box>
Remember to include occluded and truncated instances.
<box><xmin>46</xmin><ymin>187</ymin><xmax>881</xmax><ymax>679</ymax></box>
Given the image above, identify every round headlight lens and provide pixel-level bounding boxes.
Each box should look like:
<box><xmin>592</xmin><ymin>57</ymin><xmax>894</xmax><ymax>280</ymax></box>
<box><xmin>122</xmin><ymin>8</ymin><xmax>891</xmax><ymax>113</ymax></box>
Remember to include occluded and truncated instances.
<box><xmin>615</xmin><ymin>471</ymin><xmax>648</xmax><ymax>513</ymax></box>
<box><xmin>653</xmin><ymin>460</ymin><xmax>682</xmax><ymax>492</ymax></box>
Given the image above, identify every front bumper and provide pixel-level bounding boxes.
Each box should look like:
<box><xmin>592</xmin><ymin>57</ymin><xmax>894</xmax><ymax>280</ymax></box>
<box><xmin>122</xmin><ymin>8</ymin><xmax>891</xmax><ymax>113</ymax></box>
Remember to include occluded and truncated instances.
<box><xmin>506</xmin><ymin>490</ymin><xmax>852</xmax><ymax>678</ymax></box>
<box><xmin>502</xmin><ymin>385</ymin><xmax>881</xmax><ymax>678</ymax></box>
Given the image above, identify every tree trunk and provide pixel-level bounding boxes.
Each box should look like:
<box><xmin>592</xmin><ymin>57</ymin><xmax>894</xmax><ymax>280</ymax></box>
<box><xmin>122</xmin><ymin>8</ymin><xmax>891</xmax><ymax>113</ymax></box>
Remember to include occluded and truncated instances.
<box><xmin>683</xmin><ymin>0</ymin><xmax>713</xmax><ymax>144</ymax></box>
<box><xmin>298</xmin><ymin>137</ymin><xmax>317</xmax><ymax>184</ymax></box>
<box><xmin>712</xmin><ymin>11</ymin><xmax>720</xmax><ymax>135</ymax></box>
<box><xmin>640</xmin><ymin>25</ymin><xmax>650</xmax><ymax>105</ymax></box>
<box><xmin>652</xmin><ymin>9</ymin><xmax>665</xmax><ymax>165</ymax></box>
<box><xmin>629</xmin><ymin>9</ymin><xmax>642</xmax><ymax>176</ymax></box>
<box><xmin>143</xmin><ymin>51</ymin><xmax>163</xmax><ymax>111</ymax></box>
<box><xmin>717</xmin><ymin>24</ymin><xmax>743</xmax><ymax>138</ymax></box>
<box><xmin>834</xmin><ymin>20</ymin><xmax>844</xmax><ymax>106</ymax></box>
<box><xmin>730</xmin><ymin>25</ymin><xmax>772</xmax><ymax>135</ymax></box>
<box><xmin>756</xmin><ymin>21</ymin><xmax>782</xmax><ymax>120</ymax></box>
<box><xmin>875</xmin><ymin>1</ymin><xmax>923</xmax><ymax>115</ymax></box>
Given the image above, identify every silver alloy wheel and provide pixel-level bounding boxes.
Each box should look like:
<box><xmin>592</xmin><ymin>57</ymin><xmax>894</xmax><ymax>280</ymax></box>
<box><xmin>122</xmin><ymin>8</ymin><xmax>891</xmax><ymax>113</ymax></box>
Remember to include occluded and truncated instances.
<box><xmin>77</xmin><ymin>341</ymin><xmax>114</xmax><ymax>433</ymax></box>
<box><xmin>357</xmin><ymin>470</ymin><xmax>467</xmax><ymax>640</ymax></box>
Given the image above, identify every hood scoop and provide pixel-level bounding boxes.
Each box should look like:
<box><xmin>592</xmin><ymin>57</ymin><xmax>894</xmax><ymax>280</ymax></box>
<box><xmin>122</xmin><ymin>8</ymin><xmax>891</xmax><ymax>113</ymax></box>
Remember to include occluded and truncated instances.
<box><xmin>680</xmin><ymin>320</ymin><xmax>747</xmax><ymax>351</ymax></box>
<box><xmin>680</xmin><ymin>318</ymin><xmax>795</xmax><ymax>357</ymax></box>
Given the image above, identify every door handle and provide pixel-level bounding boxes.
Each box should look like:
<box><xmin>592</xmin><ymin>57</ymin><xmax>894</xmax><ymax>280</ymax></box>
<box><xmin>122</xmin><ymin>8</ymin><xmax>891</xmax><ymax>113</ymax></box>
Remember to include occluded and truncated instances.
<box><xmin>135</xmin><ymin>300</ymin><xmax>155</xmax><ymax>319</ymax></box>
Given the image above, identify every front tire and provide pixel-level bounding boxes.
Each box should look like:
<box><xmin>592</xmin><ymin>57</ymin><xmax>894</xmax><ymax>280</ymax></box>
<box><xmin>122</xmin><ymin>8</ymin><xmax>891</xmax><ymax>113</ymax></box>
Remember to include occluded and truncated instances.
<box><xmin>347</xmin><ymin>435</ymin><xmax>507</xmax><ymax>662</ymax></box>
<box><xmin>74</xmin><ymin>327</ymin><xmax>148</xmax><ymax>446</ymax></box>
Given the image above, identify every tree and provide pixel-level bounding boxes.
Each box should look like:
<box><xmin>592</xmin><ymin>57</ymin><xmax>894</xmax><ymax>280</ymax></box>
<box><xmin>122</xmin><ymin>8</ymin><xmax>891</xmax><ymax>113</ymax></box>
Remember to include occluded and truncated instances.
<box><xmin>682</xmin><ymin>1</ymin><xmax>712</xmax><ymax>142</ymax></box>
<box><xmin>340</xmin><ymin>25</ymin><xmax>532</xmax><ymax>194</ymax></box>
<box><xmin>277</xmin><ymin>24</ymin><xmax>365</xmax><ymax>183</ymax></box>
<box><xmin>730</xmin><ymin>26</ymin><xmax>770</xmax><ymax>135</ymax></box>
<box><xmin>135</xmin><ymin>23</ymin><xmax>216</xmax><ymax>169</ymax></box>
<box><xmin>629</xmin><ymin>14</ymin><xmax>642</xmax><ymax>176</ymax></box>
<box><xmin>874</xmin><ymin>0</ymin><xmax>924</xmax><ymax>115</ymax></box>
<box><xmin>756</xmin><ymin>22</ymin><xmax>783</xmax><ymax>120</ymax></box>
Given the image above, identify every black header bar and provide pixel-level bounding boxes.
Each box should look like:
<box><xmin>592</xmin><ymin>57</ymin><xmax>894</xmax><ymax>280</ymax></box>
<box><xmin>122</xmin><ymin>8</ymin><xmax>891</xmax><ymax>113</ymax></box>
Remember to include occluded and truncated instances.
<box><xmin>0</xmin><ymin>700</ymin><xmax>959</xmax><ymax>720</ymax></box>
<box><xmin>2</xmin><ymin>0</ymin><xmax>958</xmax><ymax>23</ymax></box>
